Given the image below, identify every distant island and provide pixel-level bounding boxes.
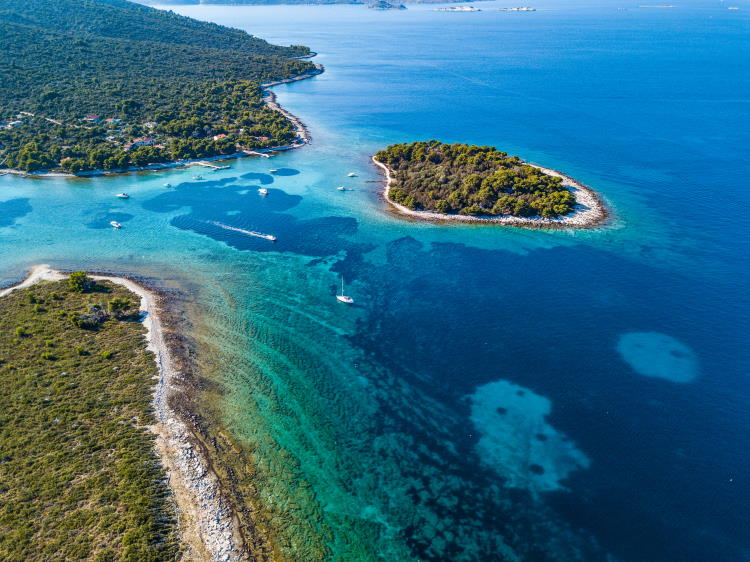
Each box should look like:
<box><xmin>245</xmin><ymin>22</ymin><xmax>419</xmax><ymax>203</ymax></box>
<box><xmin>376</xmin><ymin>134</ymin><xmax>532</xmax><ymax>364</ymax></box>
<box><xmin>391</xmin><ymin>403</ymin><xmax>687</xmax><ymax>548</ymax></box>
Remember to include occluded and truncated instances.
<box><xmin>435</xmin><ymin>5</ymin><xmax>481</xmax><ymax>11</ymax></box>
<box><xmin>134</xmin><ymin>0</ymin><xmax>459</xmax><ymax>4</ymax></box>
<box><xmin>0</xmin><ymin>0</ymin><xmax>319</xmax><ymax>175</ymax></box>
<box><xmin>369</xmin><ymin>0</ymin><xmax>407</xmax><ymax>9</ymax></box>
<box><xmin>373</xmin><ymin>141</ymin><xmax>607</xmax><ymax>228</ymax></box>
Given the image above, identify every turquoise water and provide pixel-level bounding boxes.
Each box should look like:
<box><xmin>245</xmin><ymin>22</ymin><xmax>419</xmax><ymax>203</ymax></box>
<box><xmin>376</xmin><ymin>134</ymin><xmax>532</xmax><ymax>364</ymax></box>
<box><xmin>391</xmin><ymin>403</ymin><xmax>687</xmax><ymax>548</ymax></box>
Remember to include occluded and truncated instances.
<box><xmin>2</xmin><ymin>1</ymin><xmax>750</xmax><ymax>559</ymax></box>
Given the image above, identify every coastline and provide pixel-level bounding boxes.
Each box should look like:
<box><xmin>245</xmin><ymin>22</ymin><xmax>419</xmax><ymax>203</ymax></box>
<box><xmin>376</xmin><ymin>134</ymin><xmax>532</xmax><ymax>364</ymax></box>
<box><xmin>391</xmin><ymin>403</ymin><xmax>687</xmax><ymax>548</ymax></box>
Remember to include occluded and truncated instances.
<box><xmin>372</xmin><ymin>157</ymin><xmax>609</xmax><ymax>229</ymax></box>
<box><xmin>2</xmin><ymin>63</ymin><xmax>324</xmax><ymax>180</ymax></box>
<box><xmin>0</xmin><ymin>266</ymin><xmax>244</xmax><ymax>561</ymax></box>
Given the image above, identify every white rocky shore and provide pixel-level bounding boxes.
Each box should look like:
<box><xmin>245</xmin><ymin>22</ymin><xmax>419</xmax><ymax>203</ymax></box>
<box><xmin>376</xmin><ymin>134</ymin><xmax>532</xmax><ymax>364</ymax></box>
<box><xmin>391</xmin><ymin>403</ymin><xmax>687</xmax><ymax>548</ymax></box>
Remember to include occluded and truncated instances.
<box><xmin>1</xmin><ymin>266</ymin><xmax>243</xmax><ymax>561</ymax></box>
<box><xmin>372</xmin><ymin>157</ymin><xmax>608</xmax><ymax>228</ymax></box>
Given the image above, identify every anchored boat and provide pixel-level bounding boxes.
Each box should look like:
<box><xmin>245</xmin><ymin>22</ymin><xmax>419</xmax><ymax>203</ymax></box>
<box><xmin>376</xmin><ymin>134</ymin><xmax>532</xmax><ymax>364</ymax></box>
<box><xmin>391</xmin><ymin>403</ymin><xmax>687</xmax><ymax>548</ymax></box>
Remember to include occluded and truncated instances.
<box><xmin>336</xmin><ymin>277</ymin><xmax>354</xmax><ymax>304</ymax></box>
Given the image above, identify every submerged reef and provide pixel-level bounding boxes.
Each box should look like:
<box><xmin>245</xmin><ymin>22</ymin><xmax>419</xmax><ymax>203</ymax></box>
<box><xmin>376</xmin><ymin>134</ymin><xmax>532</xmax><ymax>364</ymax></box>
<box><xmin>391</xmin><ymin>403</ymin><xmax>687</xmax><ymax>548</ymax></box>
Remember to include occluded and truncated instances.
<box><xmin>468</xmin><ymin>379</ymin><xmax>591</xmax><ymax>495</ymax></box>
<box><xmin>617</xmin><ymin>332</ymin><xmax>698</xmax><ymax>383</ymax></box>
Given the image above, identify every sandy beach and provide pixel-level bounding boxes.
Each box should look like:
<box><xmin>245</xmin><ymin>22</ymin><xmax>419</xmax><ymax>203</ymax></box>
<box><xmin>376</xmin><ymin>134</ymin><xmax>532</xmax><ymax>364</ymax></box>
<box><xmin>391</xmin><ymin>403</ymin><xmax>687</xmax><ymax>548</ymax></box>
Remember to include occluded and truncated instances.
<box><xmin>1</xmin><ymin>266</ymin><xmax>243</xmax><ymax>561</ymax></box>
<box><xmin>372</xmin><ymin>157</ymin><xmax>608</xmax><ymax>229</ymax></box>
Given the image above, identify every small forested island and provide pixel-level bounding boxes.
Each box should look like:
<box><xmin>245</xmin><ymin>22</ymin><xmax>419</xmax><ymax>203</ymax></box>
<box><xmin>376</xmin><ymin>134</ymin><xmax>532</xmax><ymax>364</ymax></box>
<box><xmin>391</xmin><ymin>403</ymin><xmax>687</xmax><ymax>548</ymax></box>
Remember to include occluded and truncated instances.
<box><xmin>373</xmin><ymin>141</ymin><xmax>606</xmax><ymax>227</ymax></box>
<box><xmin>0</xmin><ymin>0</ymin><xmax>318</xmax><ymax>175</ymax></box>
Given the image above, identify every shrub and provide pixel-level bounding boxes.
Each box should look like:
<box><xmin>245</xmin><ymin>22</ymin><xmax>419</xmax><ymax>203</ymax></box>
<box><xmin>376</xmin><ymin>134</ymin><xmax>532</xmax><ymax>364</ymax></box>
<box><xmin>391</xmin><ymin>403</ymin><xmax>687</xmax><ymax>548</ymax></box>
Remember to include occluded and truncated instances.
<box><xmin>68</xmin><ymin>271</ymin><xmax>93</xmax><ymax>293</ymax></box>
<box><xmin>101</xmin><ymin>350</ymin><xmax>113</xmax><ymax>360</ymax></box>
<box><xmin>15</xmin><ymin>326</ymin><xmax>27</xmax><ymax>337</ymax></box>
<box><xmin>108</xmin><ymin>297</ymin><xmax>133</xmax><ymax>319</ymax></box>
<box><xmin>75</xmin><ymin>346</ymin><xmax>87</xmax><ymax>356</ymax></box>
<box><xmin>40</xmin><ymin>352</ymin><xmax>55</xmax><ymax>361</ymax></box>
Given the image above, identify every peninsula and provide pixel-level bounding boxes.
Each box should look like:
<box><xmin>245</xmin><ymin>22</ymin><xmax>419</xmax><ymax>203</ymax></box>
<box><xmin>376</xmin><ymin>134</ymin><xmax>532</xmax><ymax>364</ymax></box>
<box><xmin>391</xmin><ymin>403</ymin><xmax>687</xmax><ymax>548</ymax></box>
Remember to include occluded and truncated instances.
<box><xmin>0</xmin><ymin>0</ymin><xmax>319</xmax><ymax>176</ymax></box>
<box><xmin>0</xmin><ymin>267</ymin><xmax>243</xmax><ymax>559</ymax></box>
<box><xmin>373</xmin><ymin>141</ymin><xmax>606</xmax><ymax>228</ymax></box>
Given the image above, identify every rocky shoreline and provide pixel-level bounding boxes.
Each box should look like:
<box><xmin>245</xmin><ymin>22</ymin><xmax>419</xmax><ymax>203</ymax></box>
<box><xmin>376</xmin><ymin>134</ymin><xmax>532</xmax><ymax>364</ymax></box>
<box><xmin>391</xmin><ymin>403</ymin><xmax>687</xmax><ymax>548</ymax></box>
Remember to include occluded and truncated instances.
<box><xmin>372</xmin><ymin>156</ymin><xmax>609</xmax><ymax>229</ymax></box>
<box><xmin>0</xmin><ymin>266</ymin><xmax>245</xmax><ymax>561</ymax></box>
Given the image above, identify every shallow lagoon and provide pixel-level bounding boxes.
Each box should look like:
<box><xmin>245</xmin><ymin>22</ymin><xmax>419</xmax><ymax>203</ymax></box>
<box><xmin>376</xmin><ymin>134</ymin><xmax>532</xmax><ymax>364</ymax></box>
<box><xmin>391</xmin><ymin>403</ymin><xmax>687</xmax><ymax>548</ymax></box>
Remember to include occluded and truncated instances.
<box><xmin>2</xmin><ymin>1</ymin><xmax>750</xmax><ymax>559</ymax></box>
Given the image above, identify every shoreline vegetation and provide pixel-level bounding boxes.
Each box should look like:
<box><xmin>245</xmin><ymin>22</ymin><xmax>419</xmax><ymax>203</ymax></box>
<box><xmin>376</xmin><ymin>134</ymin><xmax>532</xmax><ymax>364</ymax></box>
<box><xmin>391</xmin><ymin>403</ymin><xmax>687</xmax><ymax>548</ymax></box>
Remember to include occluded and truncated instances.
<box><xmin>0</xmin><ymin>0</ymin><xmax>322</xmax><ymax>180</ymax></box>
<box><xmin>373</xmin><ymin>142</ymin><xmax>607</xmax><ymax>228</ymax></box>
<box><xmin>0</xmin><ymin>266</ymin><xmax>245</xmax><ymax>560</ymax></box>
<box><xmin>1</xmin><ymin>64</ymin><xmax>324</xmax><ymax>180</ymax></box>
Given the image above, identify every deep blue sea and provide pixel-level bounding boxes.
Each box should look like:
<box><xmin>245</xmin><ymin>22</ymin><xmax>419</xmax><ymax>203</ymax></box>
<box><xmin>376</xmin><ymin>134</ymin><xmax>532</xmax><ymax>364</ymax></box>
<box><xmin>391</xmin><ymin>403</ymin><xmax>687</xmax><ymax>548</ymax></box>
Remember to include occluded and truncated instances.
<box><xmin>2</xmin><ymin>1</ymin><xmax>749</xmax><ymax>559</ymax></box>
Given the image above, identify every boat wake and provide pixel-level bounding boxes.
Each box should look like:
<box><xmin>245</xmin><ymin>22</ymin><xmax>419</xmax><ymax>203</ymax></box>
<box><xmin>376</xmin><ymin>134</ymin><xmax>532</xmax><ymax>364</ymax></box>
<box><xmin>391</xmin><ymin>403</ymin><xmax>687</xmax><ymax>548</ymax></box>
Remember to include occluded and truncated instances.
<box><xmin>207</xmin><ymin>221</ymin><xmax>276</xmax><ymax>241</ymax></box>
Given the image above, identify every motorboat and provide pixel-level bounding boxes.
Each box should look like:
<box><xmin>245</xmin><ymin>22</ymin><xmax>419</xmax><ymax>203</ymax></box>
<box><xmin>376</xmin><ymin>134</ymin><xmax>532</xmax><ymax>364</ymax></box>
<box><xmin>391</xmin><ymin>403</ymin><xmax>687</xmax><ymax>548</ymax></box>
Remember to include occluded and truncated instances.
<box><xmin>116</xmin><ymin>193</ymin><xmax>129</xmax><ymax>199</ymax></box>
<box><xmin>258</xmin><ymin>188</ymin><xmax>269</xmax><ymax>196</ymax></box>
<box><xmin>110</xmin><ymin>221</ymin><xmax>122</xmax><ymax>229</ymax></box>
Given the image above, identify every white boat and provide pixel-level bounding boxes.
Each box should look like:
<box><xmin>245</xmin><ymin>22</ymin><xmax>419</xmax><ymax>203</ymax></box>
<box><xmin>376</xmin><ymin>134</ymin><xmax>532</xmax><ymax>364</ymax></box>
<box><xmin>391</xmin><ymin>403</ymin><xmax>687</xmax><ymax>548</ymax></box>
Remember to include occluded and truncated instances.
<box><xmin>347</xmin><ymin>172</ymin><xmax>357</xmax><ymax>177</ymax></box>
<box><xmin>164</xmin><ymin>183</ymin><xmax>172</xmax><ymax>188</ymax></box>
<box><xmin>337</xmin><ymin>186</ymin><xmax>346</xmax><ymax>191</ymax></box>
<box><xmin>110</xmin><ymin>221</ymin><xmax>122</xmax><ymax>229</ymax></box>
<box><xmin>116</xmin><ymin>193</ymin><xmax>129</xmax><ymax>199</ymax></box>
<box><xmin>193</xmin><ymin>175</ymin><xmax>204</xmax><ymax>180</ymax></box>
<box><xmin>269</xmin><ymin>169</ymin><xmax>278</xmax><ymax>173</ymax></box>
<box><xmin>258</xmin><ymin>188</ymin><xmax>269</xmax><ymax>196</ymax></box>
<box><xmin>336</xmin><ymin>277</ymin><xmax>354</xmax><ymax>304</ymax></box>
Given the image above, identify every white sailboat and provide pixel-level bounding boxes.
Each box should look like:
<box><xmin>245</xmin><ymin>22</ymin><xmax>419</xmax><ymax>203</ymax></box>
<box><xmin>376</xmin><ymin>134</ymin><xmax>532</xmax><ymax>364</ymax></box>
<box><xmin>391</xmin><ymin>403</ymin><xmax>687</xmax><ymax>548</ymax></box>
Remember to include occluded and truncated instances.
<box><xmin>336</xmin><ymin>277</ymin><xmax>354</xmax><ymax>304</ymax></box>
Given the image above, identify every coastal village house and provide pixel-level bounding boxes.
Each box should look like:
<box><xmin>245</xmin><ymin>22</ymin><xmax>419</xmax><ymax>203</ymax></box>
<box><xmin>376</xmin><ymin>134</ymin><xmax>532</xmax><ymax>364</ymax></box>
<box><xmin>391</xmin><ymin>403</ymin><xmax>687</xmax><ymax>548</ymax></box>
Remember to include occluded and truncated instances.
<box><xmin>124</xmin><ymin>137</ymin><xmax>154</xmax><ymax>150</ymax></box>
<box><xmin>83</xmin><ymin>114</ymin><xmax>100</xmax><ymax>122</ymax></box>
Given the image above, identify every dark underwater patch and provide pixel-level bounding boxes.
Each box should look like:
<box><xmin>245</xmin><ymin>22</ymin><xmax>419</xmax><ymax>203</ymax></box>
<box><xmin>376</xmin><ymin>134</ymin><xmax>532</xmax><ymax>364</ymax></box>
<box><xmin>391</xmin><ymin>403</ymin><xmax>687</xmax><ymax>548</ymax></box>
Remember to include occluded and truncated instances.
<box><xmin>240</xmin><ymin>172</ymin><xmax>274</xmax><ymax>184</ymax></box>
<box><xmin>0</xmin><ymin>198</ymin><xmax>32</xmax><ymax>228</ymax></box>
<box><xmin>270</xmin><ymin>168</ymin><xmax>300</xmax><ymax>176</ymax></box>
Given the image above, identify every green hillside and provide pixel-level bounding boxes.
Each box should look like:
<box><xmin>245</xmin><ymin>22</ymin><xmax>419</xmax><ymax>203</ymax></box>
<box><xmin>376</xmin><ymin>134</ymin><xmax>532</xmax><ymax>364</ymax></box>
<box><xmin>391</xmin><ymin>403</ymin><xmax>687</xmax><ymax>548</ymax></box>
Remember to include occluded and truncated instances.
<box><xmin>0</xmin><ymin>0</ymin><xmax>315</xmax><ymax>172</ymax></box>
